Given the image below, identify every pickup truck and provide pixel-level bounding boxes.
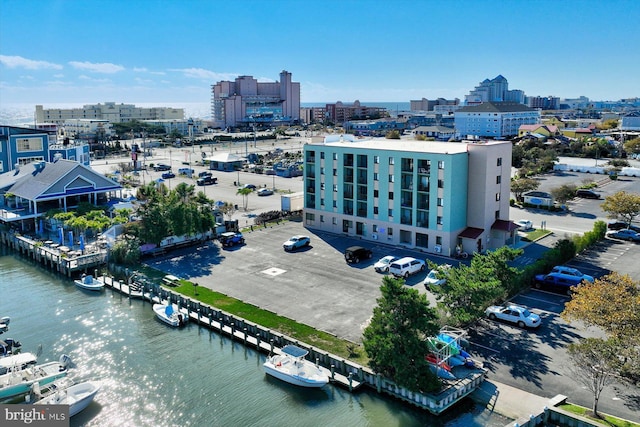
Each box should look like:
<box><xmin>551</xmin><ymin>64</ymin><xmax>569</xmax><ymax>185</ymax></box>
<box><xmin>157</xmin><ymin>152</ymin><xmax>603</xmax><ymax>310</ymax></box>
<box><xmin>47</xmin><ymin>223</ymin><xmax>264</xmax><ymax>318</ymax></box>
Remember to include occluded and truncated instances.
<box><xmin>197</xmin><ymin>175</ymin><xmax>217</xmax><ymax>186</ymax></box>
<box><xmin>218</xmin><ymin>232</ymin><xmax>244</xmax><ymax>248</ymax></box>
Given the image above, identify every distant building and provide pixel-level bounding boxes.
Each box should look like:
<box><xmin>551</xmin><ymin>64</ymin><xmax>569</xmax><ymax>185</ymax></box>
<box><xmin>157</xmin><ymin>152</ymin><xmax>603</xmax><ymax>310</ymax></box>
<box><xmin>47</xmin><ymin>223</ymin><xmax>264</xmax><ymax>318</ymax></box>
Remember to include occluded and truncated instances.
<box><xmin>0</xmin><ymin>126</ymin><xmax>52</xmax><ymax>173</ymax></box>
<box><xmin>410</xmin><ymin>126</ymin><xmax>456</xmax><ymax>141</ymax></box>
<box><xmin>410</xmin><ymin>98</ymin><xmax>460</xmax><ymax>112</ymax></box>
<box><xmin>454</xmin><ymin>102</ymin><xmax>540</xmax><ymax>139</ymax></box>
<box><xmin>211</xmin><ymin>70</ymin><xmax>300</xmax><ymax>129</ymax></box>
<box><xmin>345</xmin><ymin>118</ymin><xmax>406</xmax><ymax>136</ymax></box>
<box><xmin>324</xmin><ymin>101</ymin><xmax>389</xmax><ymax>125</ymax></box>
<box><xmin>517</xmin><ymin>124</ymin><xmax>560</xmax><ymax>138</ymax></box>
<box><xmin>35</xmin><ymin>102</ymin><xmax>184</xmax><ymax>124</ymax></box>
<box><xmin>621</xmin><ymin>111</ymin><xmax>640</xmax><ymax>130</ymax></box>
<box><xmin>61</xmin><ymin>119</ymin><xmax>114</xmax><ymax>141</ymax></box>
<box><xmin>526</xmin><ymin>96</ymin><xmax>560</xmax><ymax>110</ymax></box>
<box><xmin>300</xmin><ymin>107</ymin><xmax>327</xmax><ymax>124</ymax></box>
<box><xmin>464</xmin><ymin>75</ymin><xmax>525</xmax><ymax>105</ymax></box>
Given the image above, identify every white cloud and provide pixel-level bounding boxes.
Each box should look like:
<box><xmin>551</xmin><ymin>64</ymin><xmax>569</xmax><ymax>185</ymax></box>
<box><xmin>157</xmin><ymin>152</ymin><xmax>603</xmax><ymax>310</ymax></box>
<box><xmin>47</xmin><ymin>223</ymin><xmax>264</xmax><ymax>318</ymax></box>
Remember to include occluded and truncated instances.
<box><xmin>69</xmin><ymin>61</ymin><xmax>124</xmax><ymax>73</ymax></box>
<box><xmin>135</xmin><ymin>77</ymin><xmax>154</xmax><ymax>84</ymax></box>
<box><xmin>53</xmin><ymin>73</ymin><xmax>64</xmax><ymax>78</ymax></box>
<box><xmin>0</xmin><ymin>55</ymin><xmax>63</xmax><ymax>70</ymax></box>
<box><xmin>133</xmin><ymin>67</ymin><xmax>148</xmax><ymax>72</ymax></box>
<box><xmin>78</xmin><ymin>75</ymin><xmax>112</xmax><ymax>83</ymax></box>
<box><xmin>170</xmin><ymin>68</ymin><xmax>237</xmax><ymax>81</ymax></box>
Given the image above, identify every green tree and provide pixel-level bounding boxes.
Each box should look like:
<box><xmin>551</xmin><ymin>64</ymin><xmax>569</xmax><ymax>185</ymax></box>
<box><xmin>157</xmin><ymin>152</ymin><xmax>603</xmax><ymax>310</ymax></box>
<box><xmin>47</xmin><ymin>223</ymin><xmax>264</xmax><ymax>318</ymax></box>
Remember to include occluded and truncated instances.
<box><xmin>385</xmin><ymin>130</ymin><xmax>401</xmax><ymax>139</ymax></box>
<box><xmin>567</xmin><ymin>338</ymin><xmax>619</xmax><ymax>419</ymax></box>
<box><xmin>601</xmin><ymin>190</ymin><xmax>640</xmax><ymax>227</ymax></box>
<box><xmin>623</xmin><ymin>137</ymin><xmax>640</xmax><ymax>156</ymax></box>
<box><xmin>236</xmin><ymin>187</ymin><xmax>253</xmax><ymax>211</ymax></box>
<box><xmin>510</xmin><ymin>178</ymin><xmax>539</xmax><ymax>202</ymax></box>
<box><xmin>362</xmin><ymin>277</ymin><xmax>441</xmax><ymax>393</ymax></box>
<box><xmin>550</xmin><ymin>183</ymin><xmax>578</xmax><ymax>205</ymax></box>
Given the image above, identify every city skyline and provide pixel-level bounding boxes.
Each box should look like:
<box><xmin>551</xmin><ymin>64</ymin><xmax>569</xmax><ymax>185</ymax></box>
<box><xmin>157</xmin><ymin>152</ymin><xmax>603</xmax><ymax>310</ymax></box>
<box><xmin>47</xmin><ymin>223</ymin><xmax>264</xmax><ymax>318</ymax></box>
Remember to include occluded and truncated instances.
<box><xmin>1</xmin><ymin>0</ymin><xmax>639</xmax><ymax>109</ymax></box>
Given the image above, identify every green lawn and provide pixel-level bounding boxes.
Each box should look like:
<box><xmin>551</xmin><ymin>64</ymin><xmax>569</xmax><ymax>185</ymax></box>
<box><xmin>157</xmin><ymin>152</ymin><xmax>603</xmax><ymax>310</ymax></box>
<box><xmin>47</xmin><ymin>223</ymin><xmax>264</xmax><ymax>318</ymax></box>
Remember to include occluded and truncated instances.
<box><xmin>558</xmin><ymin>403</ymin><xmax>639</xmax><ymax>427</ymax></box>
<box><xmin>520</xmin><ymin>229</ymin><xmax>552</xmax><ymax>242</ymax></box>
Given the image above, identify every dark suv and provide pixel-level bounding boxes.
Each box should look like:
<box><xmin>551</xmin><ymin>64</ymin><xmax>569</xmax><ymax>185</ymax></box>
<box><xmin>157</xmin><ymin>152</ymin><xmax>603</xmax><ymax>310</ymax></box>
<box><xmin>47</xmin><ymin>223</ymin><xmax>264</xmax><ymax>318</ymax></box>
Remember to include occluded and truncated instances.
<box><xmin>576</xmin><ymin>189</ymin><xmax>601</xmax><ymax>199</ymax></box>
<box><xmin>197</xmin><ymin>175</ymin><xmax>217</xmax><ymax>186</ymax></box>
<box><xmin>219</xmin><ymin>232</ymin><xmax>245</xmax><ymax>248</ymax></box>
<box><xmin>153</xmin><ymin>163</ymin><xmax>171</xmax><ymax>171</ymax></box>
<box><xmin>344</xmin><ymin>246</ymin><xmax>372</xmax><ymax>264</ymax></box>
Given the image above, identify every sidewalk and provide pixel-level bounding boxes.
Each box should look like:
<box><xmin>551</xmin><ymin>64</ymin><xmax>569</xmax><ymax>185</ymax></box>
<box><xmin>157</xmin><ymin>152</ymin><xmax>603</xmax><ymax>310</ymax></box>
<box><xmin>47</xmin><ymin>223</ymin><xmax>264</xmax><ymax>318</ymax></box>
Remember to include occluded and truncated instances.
<box><xmin>471</xmin><ymin>379</ymin><xmax>560</xmax><ymax>423</ymax></box>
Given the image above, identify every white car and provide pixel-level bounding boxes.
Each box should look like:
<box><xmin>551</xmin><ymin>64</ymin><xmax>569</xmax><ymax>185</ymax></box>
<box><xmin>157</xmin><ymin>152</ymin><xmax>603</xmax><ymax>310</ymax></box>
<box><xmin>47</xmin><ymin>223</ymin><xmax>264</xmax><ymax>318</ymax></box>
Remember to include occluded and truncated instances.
<box><xmin>389</xmin><ymin>257</ymin><xmax>425</xmax><ymax>278</ymax></box>
<box><xmin>423</xmin><ymin>264</ymin><xmax>451</xmax><ymax>289</ymax></box>
<box><xmin>485</xmin><ymin>304</ymin><xmax>541</xmax><ymax>328</ymax></box>
<box><xmin>516</xmin><ymin>220</ymin><xmax>533</xmax><ymax>231</ymax></box>
<box><xmin>550</xmin><ymin>266</ymin><xmax>594</xmax><ymax>282</ymax></box>
<box><xmin>283</xmin><ymin>235</ymin><xmax>310</xmax><ymax>251</ymax></box>
<box><xmin>373</xmin><ymin>256</ymin><xmax>396</xmax><ymax>273</ymax></box>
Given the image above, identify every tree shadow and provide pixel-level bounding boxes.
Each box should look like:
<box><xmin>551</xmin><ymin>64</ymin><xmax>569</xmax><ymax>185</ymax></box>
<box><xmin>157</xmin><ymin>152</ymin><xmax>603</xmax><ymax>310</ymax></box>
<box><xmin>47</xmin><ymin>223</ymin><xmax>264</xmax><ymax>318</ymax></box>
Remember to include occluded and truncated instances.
<box><xmin>144</xmin><ymin>241</ymin><xmax>223</xmax><ymax>279</ymax></box>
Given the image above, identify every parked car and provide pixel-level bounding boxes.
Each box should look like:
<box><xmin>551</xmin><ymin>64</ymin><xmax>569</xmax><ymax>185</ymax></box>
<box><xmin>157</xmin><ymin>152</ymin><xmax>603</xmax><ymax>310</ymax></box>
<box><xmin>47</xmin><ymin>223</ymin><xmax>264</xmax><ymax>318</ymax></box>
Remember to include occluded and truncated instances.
<box><xmin>576</xmin><ymin>189</ymin><xmax>601</xmax><ymax>199</ymax></box>
<box><xmin>534</xmin><ymin>273</ymin><xmax>583</xmax><ymax>295</ymax></box>
<box><xmin>550</xmin><ymin>266</ymin><xmax>594</xmax><ymax>282</ymax></box>
<box><xmin>242</xmin><ymin>184</ymin><xmax>257</xmax><ymax>190</ymax></box>
<box><xmin>153</xmin><ymin>163</ymin><xmax>171</xmax><ymax>171</ymax></box>
<box><xmin>218</xmin><ymin>232</ymin><xmax>245</xmax><ymax>248</ymax></box>
<box><xmin>283</xmin><ymin>235</ymin><xmax>310</xmax><ymax>251</ymax></box>
<box><xmin>389</xmin><ymin>257</ymin><xmax>426</xmax><ymax>278</ymax></box>
<box><xmin>178</xmin><ymin>167</ymin><xmax>194</xmax><ymax>176</ymax></box>
<box><xmin>606</xmin><ymin>229</ymin><xmax>640</xmax><ymax>242</ymax></box>
<box><xmin>161</xmin><ymin>172</ymin><xmax>176</xmax><ymax>179</ymax></box>
<box><xmin>373</xmin><ymin>256</ymin><xmax>396</xmax><ymax>273</ymax></box>
<box><xmin>516</xmin><ymin>219</ymin><xmax>533</xmax><ymax>231</ymax></box>
<box><xmin>197</xmin><ymin>175</ymin><xmax>217</xmax><ymax>186</ymax></box>
<box><xmin>198</xmin><ymin>171</ymin><xmax>213</xmax><ymax>178</ymax></box>
<box><xmin>485</xmin><ymin>304</ymin><xmax>541</xmax><ymax>328</ymax></box>
<box><xmin>257</xmin><ymin>188</ymin><xmax>274</xmax><ymax>196</ymax></box>
<box><xmin>607</xmin><ymin>221</ymin><xmax>640</xmax><ymax>233</ymax></box>
<box><xmin>344</xmin><ymin>246</ymin><xmax>372</xmax><ymax>264</ymax></box>
<box><xmin>423</xmin><ymin>264</ymin><xmax>451</xmax><ymax>289</ymax></box>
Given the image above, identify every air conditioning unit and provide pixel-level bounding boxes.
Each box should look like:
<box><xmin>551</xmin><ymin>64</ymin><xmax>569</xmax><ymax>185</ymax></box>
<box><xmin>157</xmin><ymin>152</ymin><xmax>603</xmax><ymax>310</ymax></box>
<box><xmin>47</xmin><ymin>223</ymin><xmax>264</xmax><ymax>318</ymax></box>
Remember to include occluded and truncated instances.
<box><xmin>372</xmin><ymin>234</ymin><xmax>378</xmax><ymax>240</ymax></box>
<box><xmin>434</xmin><ymin>245</ymin><xmax>442</xmax><ymax>253</ymax></box>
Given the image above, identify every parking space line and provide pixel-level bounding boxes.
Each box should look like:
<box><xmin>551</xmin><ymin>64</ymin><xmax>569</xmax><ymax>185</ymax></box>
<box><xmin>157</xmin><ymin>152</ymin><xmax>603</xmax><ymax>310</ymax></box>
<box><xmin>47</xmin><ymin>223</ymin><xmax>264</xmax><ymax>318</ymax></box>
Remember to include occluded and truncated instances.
<box><xmin>469</xmin><ymin>341</ymin><xmax>501</xmax><ymax>354</ymax></box>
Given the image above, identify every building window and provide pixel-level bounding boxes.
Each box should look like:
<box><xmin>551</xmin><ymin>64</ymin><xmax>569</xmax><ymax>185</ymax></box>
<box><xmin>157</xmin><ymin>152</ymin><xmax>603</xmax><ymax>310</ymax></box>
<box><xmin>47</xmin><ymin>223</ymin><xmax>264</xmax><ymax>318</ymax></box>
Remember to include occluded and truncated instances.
<box><xmin>333</xmin><ymin>153</ymin><xmax>338</xmax><ymax>160</ymax></box>
<box><xmin>374</xmin><ymin>156</ymin><xmax>380</xmax><ymax>164</ymax></box>
<box><xmin>495</xmin><ymin>193</ymin><xmax>501</xmax><ymax>201</ymax></box>
<box><xmin>320</xmin><ymin>152</ymin><xmax>325</xmax><ymax>159</ymax></box>
<box><xmin>373</xmin><ymin>224</ymin><xmax>378</xmax><ymax>232</ymax></box>
<box><xmin>320</xmin><ymin>198</ymin><xmax>324</xmax><ymax>206</ymax></box>
<box><xmin>333</xmin><ymin>184</ymin><xmax>338</xmax><ymax>192</ymax></box>
<box><xmin>332</xmin><ymin>217</ymin><xmax>338</xmax><ymax>225</ymax></box>
<box><xmin>388</xmin><ymin>209</ymin><xmax>393</xmax><ymax>217</ymax></box>
<box><xmin>320</xmin><ymin>215</ymin><xmax>324</xmax><ymax>222</ymax></box>
<box><xmin>333</xmin><ymin>200</ymin><xmax>337</xmax><ymax>208</ymax></box>
<box><xmin>320</xmin><ymin>167</ymin><xmax>325</xmax><ymax>175</ymax></box>
<box><xmin>389</xmin><ymin>158</ymin><xmax>394</xmax><ymax>165</ymax></box>
<box><xmin>438</xmin><ymin>179</ymin><xmax>444</xmax><ymax>188</ymax></box>
<box><xmin>389</xmin><ymin>192</ymin><xmax>394</xmax><ymax>200</ymax></box>
<box><xmin>436</xmin><ymin>236</ymin><xmax>442</xmax><ymax>245</ymax></box>
<box><xmin>320</xmin><ymin>183</ymin><xmax>325</xmax><ymax>190</ymax></box>
<box><xmin>389</xmin><ymin>175</ymin><xmax>394</xmax><ymax>183</ymax></box>
<box><xmin>333</xmin><ymin>169</ymin><xmax>337</xmax><ymax>176</ymax></box>
<box><xmin>373</xmin><ymin>206</ymin><xmax>378</xmax><ymax>214</ymax></box>
<box><xmin>373</xmin><ymin>172</ymin><xmax>379</xmax><ymax>181</ymax></box>
<box><xmin>497</xmin><ymin>157</ymin><xmax>502</xmax><ymax>166</ymax></box>
<box><xmin>437</xmin><ymin>198</ymin><xmax>444</xmax><ymax>207</ymax></box>
<box><xmin>495</xmin><ymin>210</ymin><xmax>500</xmax><ymax>219</ymax></box>
<box><xmin>437</xmin><ymin>216</ymin><xmax>443</xmax><ymax>225</ymax></box>
<box><xmin>374</xmin><ymin>189</ymin><xmax>379</xmax><ymax>198</ymax></box>
<box><xmin>496</xmin><ymin>175</ymin><xmax>501</xmax><ymax>184</ymax></box>
<box><xmin>387</xmin><ymin>227</ymin><xmax>393</xmax><ymax>236</ymax></box>
<box><xmin>438</xmin><ymin>160</ymin><xmax>444</xmax><ymax>169</ymax></box>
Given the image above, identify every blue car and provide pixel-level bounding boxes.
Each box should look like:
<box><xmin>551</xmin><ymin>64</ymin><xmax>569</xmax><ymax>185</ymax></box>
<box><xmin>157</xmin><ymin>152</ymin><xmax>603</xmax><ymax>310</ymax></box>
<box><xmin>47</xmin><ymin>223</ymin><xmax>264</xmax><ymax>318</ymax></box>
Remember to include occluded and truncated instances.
<box><xmin>162</xmin><ymin>172</ymin><xmax>176</xmax><ymax>179</ymax></box>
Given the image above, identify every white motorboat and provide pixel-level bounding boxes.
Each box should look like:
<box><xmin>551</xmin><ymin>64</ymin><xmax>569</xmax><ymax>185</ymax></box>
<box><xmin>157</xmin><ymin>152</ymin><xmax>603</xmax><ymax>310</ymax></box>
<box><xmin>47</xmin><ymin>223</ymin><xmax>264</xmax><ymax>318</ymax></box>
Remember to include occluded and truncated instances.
<box><xmin>33</xmin><ymin>379</ymin><xmax>101</xmax><ymax>417</ymax></box>
<box><xmin>263</xmin><ymin>345</ymin><xmax>330</xmax><ymax>388</ymax></box>
<box><xmin>0</xmin><ymin>316</ymin><xmax>10</xmax><ymax>334</ymax></box>
<box><xmin>152</xmin><ymin>303</ymin><xmax>187</xmax><ymax>327</ymax></box>
<box><xmin>0</xmin><ymin>338</ymin><xmax>22</xmax><ymax>358</ymax></box>
<box><xmin>0</xmin><ymin>352</ymin><xmax>37</xmax><ymax>375</ymax></box>
<box><xmin>0</xmin><ymin>354</ymin><xmax>72</xmax><ymax>400</ymax></box>
<box><xmin>74</xmin><ymin>274</ymin><xmax>105</xmax><ymax>291</ymax></box>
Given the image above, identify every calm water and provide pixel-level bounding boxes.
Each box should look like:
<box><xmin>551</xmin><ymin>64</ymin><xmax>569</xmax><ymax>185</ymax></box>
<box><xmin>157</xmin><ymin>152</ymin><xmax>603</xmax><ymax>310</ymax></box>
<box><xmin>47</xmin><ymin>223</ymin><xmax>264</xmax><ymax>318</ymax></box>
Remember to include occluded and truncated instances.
<box><xmin>0</xmin><ymin>249</ymin><xmax>510</xmax><ymax>427</ymax></box>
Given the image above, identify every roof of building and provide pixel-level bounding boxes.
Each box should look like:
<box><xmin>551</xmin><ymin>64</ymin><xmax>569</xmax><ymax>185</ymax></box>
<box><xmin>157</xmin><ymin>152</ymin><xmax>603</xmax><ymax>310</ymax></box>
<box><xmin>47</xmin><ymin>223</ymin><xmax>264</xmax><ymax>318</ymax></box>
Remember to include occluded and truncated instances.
<box><xmin>313</xmin><ymin>135</ymin><xmax>472</xmax><ymax>154</ymax></box>
<box><xmin>413</xmin><ymin>126</ymin><xmax>455</xmax><ymax>133</ymax></box>
<box><xmin>1</xmin><ymin>159</ymin><xmax>122</xmax><ymax>201</ymax></box>
<box><xmin>491</xmin><ymin>219</ymin><xmax>519</xmax><ymax>232</ymax></box>
<box><xmin>457</xmin><ymin>102</ymin><xmax>536</xmax><ymax>113</ymax></box>
<box><xmin>458</xmin><ymin>227</ymin><xmax>484</xmax><ymax>239</ymax></box>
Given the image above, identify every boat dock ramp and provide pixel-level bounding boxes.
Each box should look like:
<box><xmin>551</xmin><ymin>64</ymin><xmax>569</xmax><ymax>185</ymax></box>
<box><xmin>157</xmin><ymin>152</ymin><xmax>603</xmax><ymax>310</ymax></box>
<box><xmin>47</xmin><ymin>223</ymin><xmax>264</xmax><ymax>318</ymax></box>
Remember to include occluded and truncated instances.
<box><xmin>101</xmin><ymin>276</ymin><xmax>486</xmax><ymax>415</ymax></box>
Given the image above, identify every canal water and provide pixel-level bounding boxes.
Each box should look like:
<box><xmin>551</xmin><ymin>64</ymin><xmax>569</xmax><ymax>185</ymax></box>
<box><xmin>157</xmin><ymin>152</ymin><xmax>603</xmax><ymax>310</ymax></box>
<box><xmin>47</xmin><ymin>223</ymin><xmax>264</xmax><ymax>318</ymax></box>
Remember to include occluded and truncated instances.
<box><xmin>0</xmin><ymin>249</ymin><xmax>511</xmax><ymax>427</ymax></box>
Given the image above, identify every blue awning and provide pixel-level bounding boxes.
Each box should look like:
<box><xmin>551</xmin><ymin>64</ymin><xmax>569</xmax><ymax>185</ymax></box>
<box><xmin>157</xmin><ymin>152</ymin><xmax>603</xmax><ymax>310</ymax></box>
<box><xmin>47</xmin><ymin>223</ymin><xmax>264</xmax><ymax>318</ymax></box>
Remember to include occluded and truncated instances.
<box><xmin>281</xmin><ymin>344</ymin><xmax>308</xmax><ymax>358</ymax></box>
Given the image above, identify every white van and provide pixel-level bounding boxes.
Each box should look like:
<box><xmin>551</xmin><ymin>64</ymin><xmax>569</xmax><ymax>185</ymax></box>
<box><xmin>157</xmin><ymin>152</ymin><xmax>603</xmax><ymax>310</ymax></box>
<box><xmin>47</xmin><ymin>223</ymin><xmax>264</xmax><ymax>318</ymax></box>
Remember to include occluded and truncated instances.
<box><xmin>389</xmin><ymin>257</ymin><xmax>425</xmax><ymax>278</ymax></box>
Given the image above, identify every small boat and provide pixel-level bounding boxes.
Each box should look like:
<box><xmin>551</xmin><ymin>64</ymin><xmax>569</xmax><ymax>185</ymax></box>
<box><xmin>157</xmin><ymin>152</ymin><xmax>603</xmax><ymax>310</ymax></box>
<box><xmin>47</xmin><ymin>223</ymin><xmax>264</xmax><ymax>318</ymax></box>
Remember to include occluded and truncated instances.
<box><xmin>33</xmin><ymin>379</ymin><xmax>101</xmax><ymax>417</ymax></box>
<box><xmin>0</xmin><ymin>316</ymin><xmax>10</xmax><ymax>334</ymax></box>
<box><xmin>0</xmin><ymin>354</ymin><xmax>72</xmax><ymax>400</ymax></box>
<box><xmin>74</xmin><ymin>275</ymin><xmax>105</xmax><ymax>291</ymax></box>
<box><xmin>263</xmin><ymin>344</ymin><xmax>330</xmax><ymax>388</ymax></box>
<box><xmin>0</xmin><ymin>352</ymin><xmax>37</xmax><ymax>375</ymax></box>
<box><xmin>152</xmin><ymin>303</ymin><xmax>187</xmax><ymax>327</ymax></box>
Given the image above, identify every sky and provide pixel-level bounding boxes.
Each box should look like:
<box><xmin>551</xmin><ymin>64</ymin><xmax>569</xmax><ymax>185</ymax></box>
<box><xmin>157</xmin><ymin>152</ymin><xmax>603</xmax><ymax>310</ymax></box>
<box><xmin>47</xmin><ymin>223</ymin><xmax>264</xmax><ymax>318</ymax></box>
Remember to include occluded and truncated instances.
<box><xmin>1</xmin><ymin>0</ymin><xmax>639</xmax><ymax>111</ymax></box>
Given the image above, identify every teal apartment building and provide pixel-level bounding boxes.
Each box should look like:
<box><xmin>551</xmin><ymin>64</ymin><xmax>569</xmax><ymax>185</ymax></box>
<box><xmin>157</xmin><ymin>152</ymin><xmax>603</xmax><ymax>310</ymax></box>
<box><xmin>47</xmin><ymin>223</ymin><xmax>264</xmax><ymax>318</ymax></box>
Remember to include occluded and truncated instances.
<box><xmin>303</xmin><ymin>135</ymin><xmax>517</xmax><ymax>256</ymax></box>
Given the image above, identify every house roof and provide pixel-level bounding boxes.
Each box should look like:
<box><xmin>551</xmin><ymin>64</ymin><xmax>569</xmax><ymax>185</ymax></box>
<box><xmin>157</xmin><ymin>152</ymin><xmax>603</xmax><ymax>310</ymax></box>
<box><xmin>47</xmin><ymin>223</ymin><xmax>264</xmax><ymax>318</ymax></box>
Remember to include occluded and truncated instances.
<box><xmin>413</xmin><ymin>125</ymin><xmax>455</xmax><ymax>133</ymax></box>
<box><xmin>458</xmin><ymin>227</ymin><xmax>484</xmax><ymax>239</ymax></box>
<box><xmin>208</xmin><ymin>152</ymin><xmax>244</xmax><ymax>163</ymax></box>
<box><xmin>4</xmin><ymin>159</ymin><xmax>122</xmax><ymax>201</ymax></box>
<box><xmin>492</xmin><ymin>219</ymin><xmax>519</xmax><ymax>232</ymax></box>
<box><xmin>457</xmin><ymin>101</ymin><xmax>536</xmax><ymax>113</ymax></box>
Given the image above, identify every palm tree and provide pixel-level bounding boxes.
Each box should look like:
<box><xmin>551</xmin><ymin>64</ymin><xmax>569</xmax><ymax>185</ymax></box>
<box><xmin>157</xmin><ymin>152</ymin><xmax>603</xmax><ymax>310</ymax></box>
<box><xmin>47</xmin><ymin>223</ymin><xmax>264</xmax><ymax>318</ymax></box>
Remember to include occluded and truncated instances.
<box><xmin>236</xmin><ymin>187</ymin><xmax>253</xmax><ymax>211</ymax></box>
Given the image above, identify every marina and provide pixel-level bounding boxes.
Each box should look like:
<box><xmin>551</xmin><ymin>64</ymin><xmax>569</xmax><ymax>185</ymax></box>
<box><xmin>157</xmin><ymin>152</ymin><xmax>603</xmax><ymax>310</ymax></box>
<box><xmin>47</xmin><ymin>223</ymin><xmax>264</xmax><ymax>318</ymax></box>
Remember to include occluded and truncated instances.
<box><xmin>0</xmin><ymin>248</ymin><xmax>511</xmax><ymax>427</ymax></box>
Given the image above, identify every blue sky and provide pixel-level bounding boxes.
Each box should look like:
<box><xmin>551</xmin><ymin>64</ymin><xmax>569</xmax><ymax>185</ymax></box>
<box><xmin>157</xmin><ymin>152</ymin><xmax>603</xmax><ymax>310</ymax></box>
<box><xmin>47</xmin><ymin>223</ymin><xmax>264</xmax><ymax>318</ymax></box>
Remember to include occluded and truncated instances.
<box><xmin>1</xmin><ymin>0</ymin><xmax>639</xmax><ymax>108</ymax></box>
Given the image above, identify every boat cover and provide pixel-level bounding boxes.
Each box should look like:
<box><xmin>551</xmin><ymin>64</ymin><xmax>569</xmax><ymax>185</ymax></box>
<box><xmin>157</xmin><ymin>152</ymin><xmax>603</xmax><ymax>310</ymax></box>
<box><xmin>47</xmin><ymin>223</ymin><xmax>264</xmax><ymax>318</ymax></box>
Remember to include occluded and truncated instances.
<box><xmin>281</xmin><ymin>345</ymin><xmax>308</xmax><ymax>358</ymax></box>
<box><xmin>165</xmin><ymin>305</ymin><xmax>174</xmax><ymax>316</ymax></box>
